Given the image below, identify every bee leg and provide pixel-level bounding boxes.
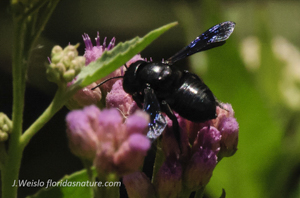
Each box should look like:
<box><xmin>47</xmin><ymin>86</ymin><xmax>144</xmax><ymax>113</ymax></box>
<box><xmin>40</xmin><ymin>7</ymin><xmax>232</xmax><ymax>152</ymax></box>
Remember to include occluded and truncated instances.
<box><xmin>132</xmin><ymin>93</ymin><xmax>143</xmax><ymax>109</ymax></box>
<box><xmin>161</xmin><ymin>100</ymin><xmax>182</xmax><ymax>152</ymax></box>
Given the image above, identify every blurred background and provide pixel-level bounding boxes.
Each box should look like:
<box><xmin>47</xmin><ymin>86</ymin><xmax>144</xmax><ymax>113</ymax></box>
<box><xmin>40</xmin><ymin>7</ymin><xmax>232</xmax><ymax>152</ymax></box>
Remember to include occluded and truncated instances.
<box><xmin>1</xmin><ymin>0</ymin><xmax>300</xmax><ymax>197</ymax></box>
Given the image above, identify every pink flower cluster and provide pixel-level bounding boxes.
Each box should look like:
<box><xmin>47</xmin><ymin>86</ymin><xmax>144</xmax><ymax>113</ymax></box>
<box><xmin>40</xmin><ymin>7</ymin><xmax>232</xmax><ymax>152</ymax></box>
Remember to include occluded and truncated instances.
<box><xmin>124</xmin><ymin>104</ymin><xmax>239</xmax><ymax>197</ymax></box>
<box><xmin>66</xmin><ymin>32</ymin><xmax>143</xmax><ymax>110</ymax></box>
<box><xmin>66</xmin><ymin>33</ymin><xmax>148</xmax><ymax>177</ymax></box>
<box><xmin>159</xmin><ymin>103</ymin><xmax>238</xmax><ymax>193</ymax></box>
<box><xmin>66</xmin><ymin>105</ymin><xmax>151</xmax><ymax>176</ymax></box>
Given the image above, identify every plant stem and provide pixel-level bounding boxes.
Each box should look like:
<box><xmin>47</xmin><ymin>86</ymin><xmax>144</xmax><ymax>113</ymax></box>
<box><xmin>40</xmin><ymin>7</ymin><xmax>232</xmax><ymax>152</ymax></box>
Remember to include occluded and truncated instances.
<box><xmin>1</xmin><ymin>2</ymin><xmax>61</xmax><ymax>197</ymax></box>
<box><xmin>1</xmin><ymin>14</ymin><xmax>26</xmax><ymax>198</ymax></box>
<box><xmin>95</xmin><ymin>172</ymin><xmax>120</xmax><ymax>198</ymax></box>
<box><xmin>20</xmin><ymin>84</ymin><xmax>82</xmax><ymax>149</ymax></box>
<box><xmin>20</xmin><ymin>87</ymin><xmax>71</xmax><ymax>148</ymax></box>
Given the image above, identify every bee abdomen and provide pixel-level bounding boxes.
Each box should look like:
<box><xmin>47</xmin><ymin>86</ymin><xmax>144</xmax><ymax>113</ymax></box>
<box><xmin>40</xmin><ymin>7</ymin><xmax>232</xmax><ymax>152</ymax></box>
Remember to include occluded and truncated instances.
<box><xmin>170</xmin><ymin>73</ymin><xmax>217</xmax><ymax>122</ymax></box>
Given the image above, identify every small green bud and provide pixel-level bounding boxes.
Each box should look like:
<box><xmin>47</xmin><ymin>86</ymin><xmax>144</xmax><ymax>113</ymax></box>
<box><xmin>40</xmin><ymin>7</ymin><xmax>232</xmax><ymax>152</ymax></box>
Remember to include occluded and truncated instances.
<box><xmin>0</xmin><ymin>113</ymin><xmax>12</xmax><ymax>142</ymax></box>
<box><xmin>63</xmin><ymin>69</ymin><xmax>76</xmax><ymax>82</ymax></box>
<box><xmin>2</xmin><ymin>124</ymin><xmax>9</xmax><ymax>132</ymax></box>
<box><xmin>67</xmin><ymin>51</ymin><xmax>76</xmax><ymax>60</ymax></box>
<box><xmin>0</xmin><ymin>132</ymin><xmax>8</xmax><ymax>142</ymax></box>
<box><xmin>62</xmin><ymin>56</ymin><xmax>71</xmax><ymax>69</ymax></box>
<box><xmin>47</xmin><ymin>44</ymin><xmax>85</xmax><ymax>85</ymax></box>
<box><xmin>51</xmin><ymin>46</ymin><xmax>63</xmax><ymax>64</ymax></box>
<box><xmin>65</xmin><ymin>45</ymin><xmax>78</xmax><ymax>54</ymax></box>
<box><xmin>52</xmin><ymin>45</ymin><xmax>63</xmax><ymax>54</ymax></box>
<box><xmin>56</xmin><ymin>62</ymin><xmax>66</xmax><ymax>73</ymax></box>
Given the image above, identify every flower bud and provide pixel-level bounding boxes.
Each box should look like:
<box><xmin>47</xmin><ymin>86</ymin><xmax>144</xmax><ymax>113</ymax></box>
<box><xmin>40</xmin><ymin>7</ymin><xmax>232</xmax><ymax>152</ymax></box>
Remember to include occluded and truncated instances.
<box><xmin>66</xmin><ymin>33</ymin><xmax>143</xmax><ymax>110</ymax></box>
<box><xmin>83</xmin><ymin>33</ymin><xmax>144</xmax><ymax>92</ymax></box>
<box><xmin>0</xmin><ymin>113</ymin><xmax>12</xmax><ymax>142</ymax></box>
<box><xmin>123</xmin><ymin>171</ymin><xmax>156</xmax><ymax>198</ymax></box>
<box><xmin>92</xmin><ymin>109</ymin><xmax>150</xmax><ymax>176</ymax></box>
<box><xmin>183</xmin><ymin>148</ymin><xmax>217</xmax><ymax>191</ymax></box>
<box><xmin>218</xmin><ymin>117</ymin><xmax>239</xmax><ymax>157</ymax></box>
<box><xmin>113</xmin><ymin>134</ymin><xmax>150</xmax><ymax>175</ymax></box>
<box><xmin>192</xmin><ymin>126</ymin><xmax>221</xmax><ymax>154</ymax></box>
<box><xmin>154</xmin><ymin>158</ymin><xmax>182</xmax><ymax>198</ymax></box>
<box><xmin>66</xmin><ymin>105</ymin><xmax>100</xmax><ymax>161</ymax></box>
<box><xmin>66</xmin><ymin>82</ymin><xmax>102</xmax><ymax>110</ymax></box>
<box><xmin>125</xmin><ymin>110</ymin><xmax>149</xmax><ymax>136</ymax></box>
<box><xmin>51</xmin><ymin>46</ymin><xmax>63</xmax><ymax>63</ymax></box>
<box><xmin>106</xmin><ymin>80</ymin><xmax>136</xmax><ymax>118</ymax></box>
<box><xmin>47</xmin><ymin>44</ymin><xmax>85</xmax><ymax>85</ymax></box>
<box><xmin>212</xmin><ymin>103</ymin><xmax>234</xmax><ymax>129</ymax></box>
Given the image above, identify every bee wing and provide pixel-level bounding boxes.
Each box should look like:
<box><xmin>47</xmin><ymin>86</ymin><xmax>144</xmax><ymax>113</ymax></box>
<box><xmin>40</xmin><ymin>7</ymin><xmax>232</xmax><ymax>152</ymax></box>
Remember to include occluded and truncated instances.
<box><xmin>143</xmin><ymin>87</ymin><xmax>167</xmax><ymax>140</ymax></box>
<box><xmin>166</xmin><ymin>21</ymin><xmax>235</xmax><ymax>65</ymax></box>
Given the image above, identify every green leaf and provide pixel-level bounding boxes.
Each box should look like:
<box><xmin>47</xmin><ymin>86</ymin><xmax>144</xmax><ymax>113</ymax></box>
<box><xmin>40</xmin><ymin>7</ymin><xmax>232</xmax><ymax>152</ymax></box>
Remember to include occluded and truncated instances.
<box><xmin>27</xmin><ymin>169</ymin><xmax>95</xmax><ymax>198</ymax></box>
<box><xmin>74</xmin><ymin>22</ymin><xmax>178</xmax><ymax>88</ymax></box>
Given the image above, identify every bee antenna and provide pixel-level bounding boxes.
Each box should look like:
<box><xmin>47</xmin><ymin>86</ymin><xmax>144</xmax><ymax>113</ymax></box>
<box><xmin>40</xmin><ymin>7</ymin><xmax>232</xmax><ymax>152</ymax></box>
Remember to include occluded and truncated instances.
<box><xmin>91</xmin><ymin>76</ymin><xmax>124</xmax><ymax>90</ymax></box>
<box><xmin>124</xmin><ymin>64</ymin><xmax>128</xmax><ymax>70</ymax></box>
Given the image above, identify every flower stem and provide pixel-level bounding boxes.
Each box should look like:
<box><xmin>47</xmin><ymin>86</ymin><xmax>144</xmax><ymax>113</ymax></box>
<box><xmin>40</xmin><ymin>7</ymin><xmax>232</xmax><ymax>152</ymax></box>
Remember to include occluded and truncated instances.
<box><xmin>20</xmin><ymin>87</ymin><xmax>77</xmax><ymax>149</ymax></box>
<box><xmin>96</xmin><ymin>173</ymin><xmax>120</xmax><ymax>198</ymax></box>
<box><xmin>1</xmin><ymin>2</ymin><xmax>62</xmax><ymax>197</ymax></box>
<box><xmin>1</xmin><ymin>14</ymin><xmax>26</xmax><ymax>198</ymax></box>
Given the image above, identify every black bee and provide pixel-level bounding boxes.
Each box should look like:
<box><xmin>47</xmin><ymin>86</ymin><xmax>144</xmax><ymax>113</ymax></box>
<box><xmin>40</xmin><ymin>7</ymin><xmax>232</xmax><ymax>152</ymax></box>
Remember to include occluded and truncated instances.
<box><xmin>93</xmin><ymin>21</ymin><xmax>235</xmax><ymax>148</ymax></box>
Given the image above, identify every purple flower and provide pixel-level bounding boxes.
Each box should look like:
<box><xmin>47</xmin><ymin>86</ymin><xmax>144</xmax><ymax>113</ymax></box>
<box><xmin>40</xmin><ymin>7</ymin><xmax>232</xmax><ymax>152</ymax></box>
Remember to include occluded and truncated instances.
<box><xmin>83</xmin><ymin>33</ymin><xmax>121</xmax><ymax>93</ymax></box>
<box><xmin>93</xmin><ymin>108</ymin><xmax>150</xmax><ymax>176</ymax></box>
<box><xmin>183</xmin><ymin>148</ymin><xmax>217</xmax><ymax>191</ymax></box>
<box><xmin>158</xmin><ymin>102</ymin><xmax>238</xmax><ymax>193</ymax></box>
<box><xmin>66</xmin><ymin>105</ymin><xmax>101</xmax><ymax>160</ymax></box>
<box><xmin>212</xmin><ymin>103</ymin><xmax>235</xmax><ymax>128</ymax></box>
<box><xmin>123</xmin><ymin>171</ymin><xmax>156</xmax><ymax>198</ymax></box>
<box><xmin>154</xmin><ymin>158</ymin><xmax>182</xmax><ymax>198</ymax></box>
<box><xmin>66</xmin><ymin>33</ymin><xmax>144</xmax><ymax>110</ymax></box>
<box><xmin>211</xmin><ymin>103</ymin><xmax>239</xmax><ymax>157</ymax></box>
<box><xmin>106</xmin><ymin>80</ymin><xmax>138</xmax><ymax>118</ymax></box>
<box><xmin>192</xmin><ymin>126</ymin><xmax>221</xmax><ymax>154</ymax></box>
<box><xmin>83</xmin><ymin>32</ymin><xmax>116</xmax><ymax>65</ymax></box>
<box><xmin>66</xmin><ymin>105</ymin><xmax>151</xmax><ymax>176</ymax></box>
<box><xmin>218</xmin><ymin>117</ymin><xmax>239</xmax><ymax>157</ymax></box>
<box><xmin>83</xmin><ymin>32</ymin><xmax>144</xmax><ymax>93</ymax></box>
<box><xmin>66</xmin><ymin>82</ymin><xmax>103</xmax><ymax>110</ymax></box>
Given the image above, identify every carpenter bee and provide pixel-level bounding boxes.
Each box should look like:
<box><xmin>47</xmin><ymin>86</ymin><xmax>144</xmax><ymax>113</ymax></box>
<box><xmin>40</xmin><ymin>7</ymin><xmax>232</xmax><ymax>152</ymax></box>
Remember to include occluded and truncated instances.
<box><xmin>92</xmin><ymin>21</ymin><xmax>235</xmax><ymax>149</ymax></box>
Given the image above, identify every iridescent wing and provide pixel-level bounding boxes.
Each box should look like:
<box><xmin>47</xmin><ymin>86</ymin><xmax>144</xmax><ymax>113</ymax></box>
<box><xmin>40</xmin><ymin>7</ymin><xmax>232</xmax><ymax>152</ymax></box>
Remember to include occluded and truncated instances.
<box><xmin>166</xmin><ymin>21</ymin><xmax>235</xmax><ymax>65</ymax></box>
<box><xmin>143</xmin><ymin>87</ymin><xmax>167</xmax><ymax>139</ymax></box>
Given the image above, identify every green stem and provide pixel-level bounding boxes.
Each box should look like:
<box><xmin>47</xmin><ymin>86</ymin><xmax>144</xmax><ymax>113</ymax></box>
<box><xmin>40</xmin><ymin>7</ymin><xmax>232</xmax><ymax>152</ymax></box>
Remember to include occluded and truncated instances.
<box><xmin>1</xmin><ymin>2</ymin><xmax>61</xmax><ymax>197</ymax></box>
<box><xmin>1</xmin><ymin>14</ymin><xmax>26</xmax><ymax>198</ymax></box>
<box><xmin>96</xmin><ymin>172</ymin><xmax>120</xmax><ymax>198</ymax></box>
<box><xmin>0</xmin><ymin>143</ymin><xmax>7</xmax><ymax>169</ymax></box>
<box><xmin>20</xmin><ymin>87</ymin><xmax>75</xmax><ymax>149</ymax></box>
